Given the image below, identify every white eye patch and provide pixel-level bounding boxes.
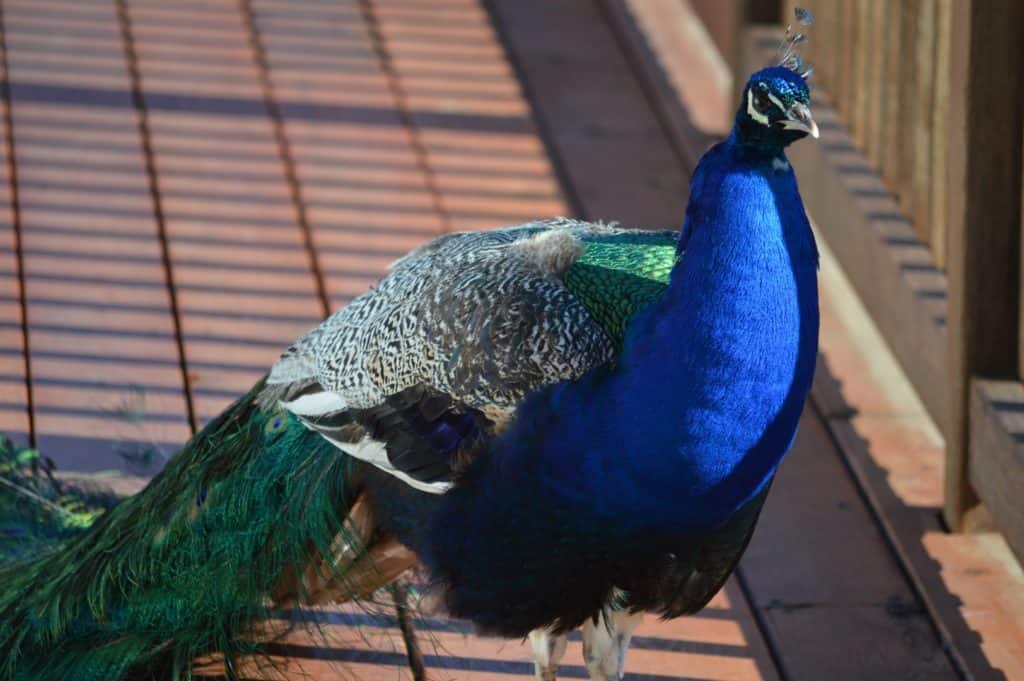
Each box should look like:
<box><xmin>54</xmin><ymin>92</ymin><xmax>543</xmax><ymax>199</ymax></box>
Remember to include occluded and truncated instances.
<box><xmin>746</xmin><ymin>89</ymin><xmax>788</xmax><ymax>127</ymax></box>
<box><xmin>746</xmin><ymin>90</ymin><xmax>770</xmax><ymax>126</ymax></box>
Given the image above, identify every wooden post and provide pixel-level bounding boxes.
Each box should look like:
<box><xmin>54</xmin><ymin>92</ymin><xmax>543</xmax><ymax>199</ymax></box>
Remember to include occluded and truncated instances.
<box><xmin>944</xmin><ymin>0</ymin><xmax>1024</xmax><ymax>529</ymax></box>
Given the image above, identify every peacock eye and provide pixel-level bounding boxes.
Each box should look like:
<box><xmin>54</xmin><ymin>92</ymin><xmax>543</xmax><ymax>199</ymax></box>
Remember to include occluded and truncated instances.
<box><xmin>753</xmin><ymin>88</ymin><xmax>772</xmax><ymax>113</ymax></box>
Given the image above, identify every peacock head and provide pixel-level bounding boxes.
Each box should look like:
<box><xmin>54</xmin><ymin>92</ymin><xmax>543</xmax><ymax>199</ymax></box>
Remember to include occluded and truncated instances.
<box><xmin>733</xmin><ymin>66</ymin><xmax>818</xmax><ymax>152</ymax></box>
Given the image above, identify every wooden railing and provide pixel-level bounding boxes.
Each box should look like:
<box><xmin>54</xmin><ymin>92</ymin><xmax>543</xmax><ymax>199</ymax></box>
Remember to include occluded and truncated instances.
<box><xmin>800</xmin><ymin>0</ymin><xmax>953</xmax><ymax>267</ymax></box>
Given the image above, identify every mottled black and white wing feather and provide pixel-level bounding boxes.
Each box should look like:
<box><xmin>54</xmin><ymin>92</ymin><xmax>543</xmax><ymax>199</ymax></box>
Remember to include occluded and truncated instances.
<box><xmin>259</xmin><ymin>220</ymin><xmax>628</xmax><ymax>493</ymax></box>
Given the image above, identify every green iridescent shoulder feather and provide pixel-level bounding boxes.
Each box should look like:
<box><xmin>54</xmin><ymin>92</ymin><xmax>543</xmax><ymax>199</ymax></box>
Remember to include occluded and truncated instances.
<box><xmin>564</xmin><ymin>231</ymin><xmax>679</xmax><ymax>349</ymax></box>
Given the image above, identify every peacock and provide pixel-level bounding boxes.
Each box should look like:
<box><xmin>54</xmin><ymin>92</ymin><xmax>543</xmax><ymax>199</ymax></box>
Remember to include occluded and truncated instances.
<box><xmin>0</xmin><ymin>14</ymin><xmax>820</xmax><ymax>681</ymax></box>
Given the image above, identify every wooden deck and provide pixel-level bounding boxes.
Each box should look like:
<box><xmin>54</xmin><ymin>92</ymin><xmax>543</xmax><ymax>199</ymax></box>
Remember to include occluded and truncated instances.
<box><xmin>1</xmin><ymin>1</ymin><xmax>1021</xmax><ymax>680</ymax></box>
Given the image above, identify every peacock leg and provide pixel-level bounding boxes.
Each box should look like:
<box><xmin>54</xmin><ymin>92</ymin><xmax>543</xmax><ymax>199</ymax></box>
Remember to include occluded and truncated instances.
<box><xmin>581</xmin><ymin>609</ymin><xmax>644</xmax><ymax>681</ymax></box>
<box><xmin>608</xmin><ymin>610</ymin><xmax>644</xmax><ymax>680</ymax></box>
<box><xmin>392</xmin><ymin>581</ymin><xmax>427</xmax><ymax>681</ymax></box>
<box><xmin>528</xmin><ymin>627</ymin><xmax>568</xmax><ymax>681</ymax></box>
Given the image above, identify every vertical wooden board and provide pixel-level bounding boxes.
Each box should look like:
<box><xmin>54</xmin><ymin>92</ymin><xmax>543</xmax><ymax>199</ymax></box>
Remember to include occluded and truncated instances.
<box><xmin>880</xmin><ymin>0</ymin><xmax>904</xmax><ymax>189</ymax></box>
<box><xmin>813</xmin><ymin>0</ymin><xmax>838</xmax><ymax>98</ymax></box>
<box><xmin>896</xmin><ymin>0</ymin><xmax>918</xmax><ymax>217</ymax></box>
<box><xmin>849</xmin><ymin>0</ymin><xmax>869</xmax><ymax>148</ymax></box>
<box><xmin>4</xmin><ymin>0</ymin><xmax>191</xmax><ymax>474</ymax></box>
<box><xmin>0</xmin><ymin>37</ymin><xmax>29</xmax><ymax>444</ymax></box>
<box><xmin>250</xmin><ymin>0</ymin><xmax>445</xmax><ymax>310</ymax></box>
<box><xmin>910</xmin><ymin>0</ymin><xmax>935</xmax><ymax>246</ymax></box>
<box><xmin>864</xmin><ymin>0</ymin><xmax>885</xmax><ymax>168</ymax></box>
<box><xmin>830</xmin><ymin>0</ymin><xmax>846</xmax><ymax>98</ymax></box>
<box><xmin>927</xmin><ymin>0</ymin><xmax>951</xmax><ymax>269</ymax></box>
<box><xmin>486</xmin><ymin>0</ymin><xmax>690</xmax><ymax>229</ymax></box>
<box><xmin>369</xmin><ymin>0</ymin><xmax>568</xmax><ymax>232</ymax></box>
<box><xmin>836</xmin><ymin>0</ymin><xmax>857</xmax><ymax>120</ymax></box>
<box><xmin>125</xmin><ymin>0</ymin><xmax>324</xmax><ymax>424</ymax></box>
<box><xmin>741</xmin><ymin>410</ymin><xmax>960</xmax><ymax>680</ymax></box>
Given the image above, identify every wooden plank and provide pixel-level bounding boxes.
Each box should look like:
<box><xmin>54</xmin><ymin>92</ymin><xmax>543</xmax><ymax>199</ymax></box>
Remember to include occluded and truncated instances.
<box><xmin>969</xmin><ymin>381</ymin><xmax>1024</xmax><ymax>566</ymax></box>
<box><xmin>741</xmin><ymin>411</ymin><xmax>960</xmax><ymax>681</ymax></box>
<box><xmin>814</xmin><ymin>227</ymin><xmax>1024</xmax><ymax>681</ymax></box>
<box><xmin>3</xmin><ymin>0</ymin><xmax>191</xmax><ymax>474</ymax></box>
<box><xmin>486</xmin><ymin>0</ymin><xmax>690</xmax><ymax>228</ymax></box>
<box><xmin>249</xmin><ymin>0</ymin><xmax>445</xmax><ymax>309</ymax></box>
<box><xmin>204</xmin><ymin>585</ymin><xmax>781</xmax><ymax>681</ymax></box>
<box><xmin>124</xmin><ymin>0</ymin><xmax>325</xmax><ymax>424</ymax></box>
<box><xmin>944</xmin><ymin>0</ymin><xmax>1024</xmax><ymax>528</ymax></box>
<box><xmin>0</xmin><ymin>26</ymin><xmax>29</xmax><ymax>445</ymax></box>
<box><xmin>368</xmin><ymin>0</ymin><xmax>569</xmax><ymax>232</ymax></box>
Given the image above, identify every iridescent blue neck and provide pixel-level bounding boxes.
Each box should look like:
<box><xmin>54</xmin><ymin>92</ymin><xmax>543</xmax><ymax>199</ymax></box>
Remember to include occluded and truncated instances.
<box><xmin>637</xmin><ymin>136</ymin><xmax>818</xmax><ymax>524</ymax></box>
<box><xmin>730</xmin><ymin>116</ymin><xmax>788</xmax><ymax>157</ymax></box>
<box><xmin>536</xmin><ymin>136</ymin><xmax>819</xmax><ymax>531</ymax></box>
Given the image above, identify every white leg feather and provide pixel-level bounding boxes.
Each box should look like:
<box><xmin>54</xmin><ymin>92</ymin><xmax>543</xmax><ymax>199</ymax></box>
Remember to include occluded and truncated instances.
<box><xmin>581</xmin><ymin>609</ymin><xmax>644</xmax><ymax>681</ymax></box>
<box><xmin>529</xmin><ymin>627</ymin><xmax>568</xmax><ymax>681</ymax></box>
<box><xmin>609</xmin><ymin>610</ymin><xmax>643</xmax><ymax>680</ymax></box>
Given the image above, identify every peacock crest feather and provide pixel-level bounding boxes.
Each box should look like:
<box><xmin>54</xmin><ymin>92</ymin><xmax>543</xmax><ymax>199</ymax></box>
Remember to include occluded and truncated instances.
<box><xmin>776</xmin><ymin>6</ymin><xmax>815</xmax><ymax>79</ymax></box>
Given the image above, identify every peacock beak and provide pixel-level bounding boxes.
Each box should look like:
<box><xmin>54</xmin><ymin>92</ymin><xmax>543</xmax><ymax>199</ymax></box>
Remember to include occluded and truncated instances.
<box><xmin>780</xmin><ymin>102</ymin><xmax>819</xmax><ymax>139</ymax></box>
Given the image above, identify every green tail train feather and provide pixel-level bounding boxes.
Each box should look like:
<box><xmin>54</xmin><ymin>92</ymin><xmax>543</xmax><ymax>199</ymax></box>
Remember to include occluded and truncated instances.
<box><xmin>0</xmin><ymin>379</ymin><xmax>369</xmax><ymax>680</ymax></box>
<box><xmin>0</xmin><ymin>436</ymin><xmax>118</xmax><ymax>563</ymax></box>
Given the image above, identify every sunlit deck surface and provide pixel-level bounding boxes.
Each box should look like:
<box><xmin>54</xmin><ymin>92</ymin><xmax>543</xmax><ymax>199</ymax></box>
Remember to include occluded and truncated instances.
<box><xmin>1</xmin><ymin>1</ymin><xmax>1021</xmax><ymax>680</ymax></box>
